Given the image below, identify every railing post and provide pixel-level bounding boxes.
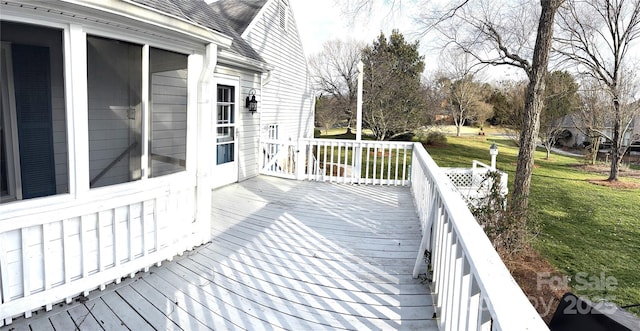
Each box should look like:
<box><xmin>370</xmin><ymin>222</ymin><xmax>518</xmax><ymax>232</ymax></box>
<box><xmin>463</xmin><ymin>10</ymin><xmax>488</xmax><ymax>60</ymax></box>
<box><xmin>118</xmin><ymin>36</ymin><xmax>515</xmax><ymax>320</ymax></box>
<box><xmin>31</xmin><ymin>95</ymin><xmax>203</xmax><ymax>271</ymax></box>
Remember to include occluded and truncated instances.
<box><xmin>295</xmin><ymin>139</ymin><xmax>306</xmax><ymax>180</ymax></box>
<box><xmin>354</xmin><ymin>142</ymin><xmax>362</xmax><ymax>184</ymax></box>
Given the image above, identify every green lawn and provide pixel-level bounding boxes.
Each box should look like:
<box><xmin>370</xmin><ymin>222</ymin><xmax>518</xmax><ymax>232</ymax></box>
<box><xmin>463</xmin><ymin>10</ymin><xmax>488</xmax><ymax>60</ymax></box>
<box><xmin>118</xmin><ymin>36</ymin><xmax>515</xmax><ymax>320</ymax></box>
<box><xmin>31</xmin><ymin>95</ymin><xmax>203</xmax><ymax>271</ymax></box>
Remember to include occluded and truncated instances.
<box><xmin>426</xmin><ymin>136</ymin><xmax>640</xmax><ymax>314</ymax></box>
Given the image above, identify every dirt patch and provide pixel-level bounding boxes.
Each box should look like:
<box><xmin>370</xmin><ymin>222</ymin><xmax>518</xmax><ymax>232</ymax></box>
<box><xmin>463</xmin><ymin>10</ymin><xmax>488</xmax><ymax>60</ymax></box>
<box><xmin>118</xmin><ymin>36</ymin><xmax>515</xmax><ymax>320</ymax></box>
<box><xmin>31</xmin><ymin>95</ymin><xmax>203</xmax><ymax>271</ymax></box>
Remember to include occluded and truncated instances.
<box><xmin>575</xmin><ymin>163</ymin><xmax>640</xmax><ymax>179</ymax></box>
<box><xmin>503</xmin><ymin>249</ymin><xmax>568</xmax><ymax>323</ymax></box>
<box><xmin>588</xmin><ymin>179</ymin><xmax>640</xmax><ymax>189</ymax></box>
<box><xmin>573</xmin><ymin>164</ymin><xmax>640</xmax><ymax>189</ymax></box>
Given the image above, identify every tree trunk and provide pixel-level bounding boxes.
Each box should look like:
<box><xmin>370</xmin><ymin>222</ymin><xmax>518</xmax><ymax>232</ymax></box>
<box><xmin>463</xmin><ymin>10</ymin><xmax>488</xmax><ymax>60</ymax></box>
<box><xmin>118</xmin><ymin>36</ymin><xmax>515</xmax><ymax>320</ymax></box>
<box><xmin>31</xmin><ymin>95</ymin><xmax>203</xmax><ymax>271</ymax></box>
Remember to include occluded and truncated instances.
<box><xmin>510</xmin><ymin>0</ymin><xmax>561</xmax><ymax>215</ymax></box>
<box><xmin>590</xmin><ymin>136</ymin><xmax>599</xmax><ymax>165</ymax></box>
<box><xmin>608</xmin><ymin>98</ymin><xmax>621</xmax><ymax>181</ymax></box>
<box><xmin>456</xmin><ymin>125</ymin><xmax>461</xmax><ymax>137</ymax></box>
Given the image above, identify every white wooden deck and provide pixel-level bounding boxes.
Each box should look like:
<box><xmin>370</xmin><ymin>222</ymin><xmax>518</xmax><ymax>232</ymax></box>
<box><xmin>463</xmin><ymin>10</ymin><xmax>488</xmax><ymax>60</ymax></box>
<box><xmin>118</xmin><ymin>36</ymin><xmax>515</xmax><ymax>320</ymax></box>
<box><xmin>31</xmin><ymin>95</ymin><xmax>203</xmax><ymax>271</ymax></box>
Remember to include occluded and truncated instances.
<box><xmin>3</xmin><ymin>176</ymin><xmax>437</xmax><ymax>330</ymax></box>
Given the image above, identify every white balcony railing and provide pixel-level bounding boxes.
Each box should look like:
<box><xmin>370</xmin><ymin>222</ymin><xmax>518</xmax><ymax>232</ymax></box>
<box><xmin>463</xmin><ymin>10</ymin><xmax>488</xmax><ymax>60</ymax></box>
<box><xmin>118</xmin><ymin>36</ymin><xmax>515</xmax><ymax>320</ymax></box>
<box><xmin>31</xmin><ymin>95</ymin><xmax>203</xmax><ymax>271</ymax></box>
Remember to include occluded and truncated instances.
<box><xmin>260</xmin><ymin>139</ymin><xmax>548</xmax><ymax>330</ymax></box>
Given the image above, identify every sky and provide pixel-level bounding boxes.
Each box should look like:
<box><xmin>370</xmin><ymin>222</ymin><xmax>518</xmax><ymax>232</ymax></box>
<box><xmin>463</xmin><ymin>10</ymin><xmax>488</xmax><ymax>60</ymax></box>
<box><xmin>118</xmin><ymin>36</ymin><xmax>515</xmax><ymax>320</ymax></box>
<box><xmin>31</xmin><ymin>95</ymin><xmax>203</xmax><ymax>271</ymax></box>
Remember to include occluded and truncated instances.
<box><xmin>288</xmin><ymin>1</ymin><xmax>522</xmax><ymax>81</ymax></box>
<box><xmin>289</xmin><ymin>1</ymin><xmax>416</xmax><ymax>59</ymax></box>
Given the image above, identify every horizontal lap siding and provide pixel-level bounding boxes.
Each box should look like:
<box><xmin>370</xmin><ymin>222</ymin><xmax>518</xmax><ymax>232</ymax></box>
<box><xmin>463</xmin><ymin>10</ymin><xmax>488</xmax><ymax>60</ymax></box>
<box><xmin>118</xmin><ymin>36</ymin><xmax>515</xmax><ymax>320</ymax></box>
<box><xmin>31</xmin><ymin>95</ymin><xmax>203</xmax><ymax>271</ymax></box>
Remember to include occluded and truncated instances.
<box><xmin>244</xmin><ymin>0</ymin><xmax>314</xmax><ymax>141</ymax></box>
<box><xmin>51</xmin><ymin>62</ymin><xmax>68</xmax><ymax>195</ymax></box>
<box><xmin>151</xmin><ymin>70</ymin><xmax>187</xmax><ymax>177</ymax></box>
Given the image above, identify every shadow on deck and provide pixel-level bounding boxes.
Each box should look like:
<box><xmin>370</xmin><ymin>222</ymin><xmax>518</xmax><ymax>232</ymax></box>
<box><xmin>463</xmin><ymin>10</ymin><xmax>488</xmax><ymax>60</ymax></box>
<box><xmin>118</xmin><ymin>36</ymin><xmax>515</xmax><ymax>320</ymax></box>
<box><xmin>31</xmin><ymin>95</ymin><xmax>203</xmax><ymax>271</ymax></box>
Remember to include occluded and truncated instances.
<box><xmin>3</xmin><ymin>176</ymin><xmax>437</xmax><ymax>330</ymax></box>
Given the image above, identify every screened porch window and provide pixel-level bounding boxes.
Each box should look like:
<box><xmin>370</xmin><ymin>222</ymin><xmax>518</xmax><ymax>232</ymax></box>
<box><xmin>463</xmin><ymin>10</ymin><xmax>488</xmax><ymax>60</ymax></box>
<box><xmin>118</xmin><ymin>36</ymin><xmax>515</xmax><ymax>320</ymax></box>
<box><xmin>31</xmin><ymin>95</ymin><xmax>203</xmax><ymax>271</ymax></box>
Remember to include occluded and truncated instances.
<box><xmin>0</xmin><ymin>21</ymin><xmax>68</xmax><ymax>203</ymax></box>
<box><xmin>87</xmin><ymin>36</ymin><xmax>142</xmax><ymax>188</ymax></box>
<box><xmin>87</xmin><ymin>36</ymin><xmax>189</xmax><ymax>187</ymax></box>
<box><xmin>149</xmin><ymin>48</ymin><xmax>188</xmax><ymax>177</ymax></box>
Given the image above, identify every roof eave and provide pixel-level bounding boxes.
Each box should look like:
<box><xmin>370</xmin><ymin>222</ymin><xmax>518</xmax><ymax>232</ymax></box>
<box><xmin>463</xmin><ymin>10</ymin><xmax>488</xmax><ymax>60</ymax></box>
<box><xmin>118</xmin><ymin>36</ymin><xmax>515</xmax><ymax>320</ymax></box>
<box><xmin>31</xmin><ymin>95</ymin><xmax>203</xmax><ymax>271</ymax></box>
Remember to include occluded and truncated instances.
<box><xmin>218</xmin><ymin>49</ymin><xmax>272</xmax><ymax>73</ymax></box>
<box><xmin>58</xmin><ymin>0</ymin><xmax>233</xmax><ymax>47</ymax></box>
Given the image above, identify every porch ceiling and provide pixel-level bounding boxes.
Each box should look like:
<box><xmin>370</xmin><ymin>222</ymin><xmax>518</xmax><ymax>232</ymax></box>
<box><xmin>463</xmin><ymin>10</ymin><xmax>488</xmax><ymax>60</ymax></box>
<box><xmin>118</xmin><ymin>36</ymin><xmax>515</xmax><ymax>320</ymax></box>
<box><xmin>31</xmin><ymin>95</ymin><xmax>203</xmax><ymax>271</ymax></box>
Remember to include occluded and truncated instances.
<box><xmin>5</xmin><ymin>176</ymin><xmax>437</xmax><ymax>330</ymax></box>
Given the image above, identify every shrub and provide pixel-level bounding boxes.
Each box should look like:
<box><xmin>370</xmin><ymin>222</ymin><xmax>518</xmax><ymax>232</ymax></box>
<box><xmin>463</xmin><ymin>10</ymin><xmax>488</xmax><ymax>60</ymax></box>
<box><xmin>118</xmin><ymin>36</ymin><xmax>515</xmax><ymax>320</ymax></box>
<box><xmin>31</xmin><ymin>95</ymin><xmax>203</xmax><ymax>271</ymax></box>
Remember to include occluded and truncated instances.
<box><xmin>425</xmin><ymin>132</ymin><xmax>447</xmax><ymax>146</ymax></box>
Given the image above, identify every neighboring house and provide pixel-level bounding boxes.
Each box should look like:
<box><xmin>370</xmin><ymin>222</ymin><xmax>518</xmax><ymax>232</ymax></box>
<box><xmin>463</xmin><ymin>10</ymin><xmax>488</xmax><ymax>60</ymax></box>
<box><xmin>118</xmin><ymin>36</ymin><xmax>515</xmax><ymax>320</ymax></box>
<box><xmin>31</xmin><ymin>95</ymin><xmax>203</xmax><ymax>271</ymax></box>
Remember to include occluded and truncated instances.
<box><xmin>0</xmin><ymin>0</ymin><xmax>313</xmax><ymax>324</ymax></box>
<box><xmin>556</xmin><ymin>113</ymin><xmax>640</xmax><ymax>149</ymax></box>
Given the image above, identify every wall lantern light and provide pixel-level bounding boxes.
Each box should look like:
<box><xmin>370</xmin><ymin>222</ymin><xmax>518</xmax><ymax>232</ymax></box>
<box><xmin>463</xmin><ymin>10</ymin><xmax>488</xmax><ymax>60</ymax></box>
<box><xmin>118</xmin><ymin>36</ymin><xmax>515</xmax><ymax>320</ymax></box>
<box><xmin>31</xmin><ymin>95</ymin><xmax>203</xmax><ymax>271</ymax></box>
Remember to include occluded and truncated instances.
<box><xmin>246</xmin><ymin>89</ymin><xmax>258</xmax><ymax>114</ymax></box>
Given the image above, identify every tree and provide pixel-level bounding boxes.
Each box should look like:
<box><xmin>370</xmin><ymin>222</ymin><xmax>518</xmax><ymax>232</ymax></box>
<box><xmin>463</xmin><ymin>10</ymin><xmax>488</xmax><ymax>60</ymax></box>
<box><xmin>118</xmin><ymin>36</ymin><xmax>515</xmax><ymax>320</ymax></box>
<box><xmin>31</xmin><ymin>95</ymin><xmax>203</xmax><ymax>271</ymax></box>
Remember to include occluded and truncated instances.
<box><xmin>539</xmin><ymin>71</ymin><xmax>579</xmax><ymax>159</ymax></box>
<box><xmin>339</xmin><ymin>0</ymin><xmax>565</xmax><ymax>219</ymax></box>
<box><xmin>361</xmin><ymin>30</ymin><xmax>426</xmax><ymax>140</ymax></box>
<box><xmin>309</xmin><ymin>39</ymin><xmax>365</xmax><ymax>129</ymax></box>
<box><xmin>439</xmin><ymin>76</ymin><xmax>492</xmax><ymax>136</ymax></box>
<box><xmin>575</xmin><ymin>78</ymin><xmax>610</xmax><ymax>164</ymax></box>
<box><xmin>314</xmin><ymin>96</ymin><xmax>342</xmax><ymax>134</ymax></box>
<box><xmin>438</xmin><ymin>51</ymin><xmax>493</xmax><ymax>136</ymax></box>
<box><xmin>555</xmin><ymin>0</ymin><xmax>640</xmax><ymax>180</ymax></box>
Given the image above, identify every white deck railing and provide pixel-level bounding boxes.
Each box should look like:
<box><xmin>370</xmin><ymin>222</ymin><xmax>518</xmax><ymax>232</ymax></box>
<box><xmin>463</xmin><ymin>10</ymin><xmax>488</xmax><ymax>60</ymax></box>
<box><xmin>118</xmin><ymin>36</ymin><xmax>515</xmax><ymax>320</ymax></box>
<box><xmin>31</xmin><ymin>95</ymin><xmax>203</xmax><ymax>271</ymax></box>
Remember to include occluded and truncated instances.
<box><xmin>0</xmin><ymin>176</ymin><xmax>204</xmax><ymax>326</ymax></box>
<box><xmin>260</xmin><ymin>138</ymin><xmax>547</xmax><ymax>330</ymax></box>
<box><xmin>411</xmin><ymin>143</ymin><xmax>547</xmax><ymax>330</ymax></box>
<box><xmin>260</xmin><ymin>138</ymin><xmax>413</xmax><ymax>185</ymax></box>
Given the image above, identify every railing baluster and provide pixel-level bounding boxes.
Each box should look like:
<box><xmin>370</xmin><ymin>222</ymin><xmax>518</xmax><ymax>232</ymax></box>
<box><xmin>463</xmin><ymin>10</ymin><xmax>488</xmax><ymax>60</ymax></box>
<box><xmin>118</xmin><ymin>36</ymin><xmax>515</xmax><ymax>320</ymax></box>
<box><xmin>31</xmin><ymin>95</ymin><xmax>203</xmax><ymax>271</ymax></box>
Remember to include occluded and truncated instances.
<box><xmin>97</xmin><ymin>211</ymin><xmax>106</xmax><ymax>290</ymax></box>
<box><xmin>466</xmin><ymin>277</ymin><xmax>481</xmax><ymax>330</ymax></box>
<box><xmin>337</xmin><ymin>142</ymin><xmax>342</xmax><ymax>182</ymax></box>
<box><xmin>386</xmin><ymin>144</ymin><xmax>392</xmax><ymax>184</ymax></box>
<box><xmin>478</xmin><ymin>296</ymin><xmax>492</xmax><ymax>331</ymax></box>
<box><xmin>394</xmin><ymin>143</ymin><xmax>400</xmax><ymax>185</ymax></box>
<box><xmin>373</xmin><ymin>144</ymin><xmax>378</xmax><ymax>184</ymax></box>
<box><xmin>80</xmin><ymin>215</ymin><xmax>89</xmax><ymax>296</ymax></box>
<box><xmin>323</xmin><ymin>142</ymin><xmax>328</xmax><ymax>180</ymax></box>
<box><xmin>61</xmin><ymin>219</ymin><xmax>72</xmax><ymax>302</ymax></box>
<box><xmin>458</xmin><ymin>259</ymin><xmax>473</xmax><ymax>329</ymax></box>
<box><xmin>0</xmin><ymin>232</ymin><xmax>10</xmax><ymax>326</ymax></box>
<box><xmin>432</xmin><ymin>197</ymin><xmax>444</xmax><ymax>301</ymax></box>
<box><xmin>402</xmin><ymin>144</ymin><xmax>408</xmax><ymax>186</ymax></box>
<box><xmin>42</xmin><ymin>223</ymin><xmax>52</xmax><ymax>311</ymax></box>
<box><xmin>437</xmin><ymin>217</ymin><xmax>452</xmax><ymax>325</ymax></box>
<box><xmin>142</xmin><ymin>200</ymin><xmax>149</xmax><ymax>272</ymax></box>
<box><xmin>365</xmin><ymin>144</ymin><xmax>371</xmax><ymax>184</ymax></box>
<box><xmin>112</xmin><ymin>209</ymin><xmax>120</xmax><ymax>284</ymax></box>
<box><xmin>20</xmin><ymin>227</ymin><xmax>31</xmax><ymax>318</ymax></box>
<box><xmin>447</xmin><ymin>238</ymin><xmax>464</xmax><ymax>331</ymax></box>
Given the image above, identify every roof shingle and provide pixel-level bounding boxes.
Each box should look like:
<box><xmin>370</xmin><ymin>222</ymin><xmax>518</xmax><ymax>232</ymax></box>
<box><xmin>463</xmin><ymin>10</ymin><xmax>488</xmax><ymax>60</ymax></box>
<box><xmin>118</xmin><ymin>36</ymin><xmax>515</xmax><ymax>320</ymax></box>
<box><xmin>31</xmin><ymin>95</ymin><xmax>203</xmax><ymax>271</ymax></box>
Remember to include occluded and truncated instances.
<box><xmin>131</xmin><ymin>0</ymin><xmax>264</xmax><ymax>62</ymax></box>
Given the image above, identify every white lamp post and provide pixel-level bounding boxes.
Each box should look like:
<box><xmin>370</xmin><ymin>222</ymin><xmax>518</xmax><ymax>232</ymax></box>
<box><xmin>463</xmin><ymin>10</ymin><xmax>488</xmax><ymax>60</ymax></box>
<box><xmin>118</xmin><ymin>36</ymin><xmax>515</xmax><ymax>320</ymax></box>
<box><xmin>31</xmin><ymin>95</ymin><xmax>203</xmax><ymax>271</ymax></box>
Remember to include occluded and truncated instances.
<box><xmin>356</xmin><ymin>60</ymin><xmax>363</xmax><ymax>141</ymax></box>
<box><xmin>489</xmin><ymin>143</ymin><xmax>499</xmax><ymax>170</ymax></box>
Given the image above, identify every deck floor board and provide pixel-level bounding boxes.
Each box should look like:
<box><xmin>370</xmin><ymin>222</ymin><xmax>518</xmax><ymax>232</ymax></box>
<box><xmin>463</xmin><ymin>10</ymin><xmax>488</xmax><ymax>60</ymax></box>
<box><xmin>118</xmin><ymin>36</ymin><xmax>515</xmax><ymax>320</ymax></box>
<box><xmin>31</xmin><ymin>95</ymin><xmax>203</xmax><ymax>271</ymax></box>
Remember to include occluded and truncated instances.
<box><xmin>3</xmin><ymin>176</ymin><xmax>437</xmax><ymax>330</ymax></box>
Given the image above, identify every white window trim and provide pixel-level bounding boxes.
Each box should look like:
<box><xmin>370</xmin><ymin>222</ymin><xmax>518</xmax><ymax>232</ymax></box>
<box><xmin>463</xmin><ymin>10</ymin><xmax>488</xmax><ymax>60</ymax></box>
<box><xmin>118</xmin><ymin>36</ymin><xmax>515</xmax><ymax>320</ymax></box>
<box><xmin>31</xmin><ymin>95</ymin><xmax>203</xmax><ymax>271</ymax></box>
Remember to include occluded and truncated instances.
<box><xmin>0</xmin><ymin>42</ymin><xmax>22</xmax><ymax>202</ymax></box>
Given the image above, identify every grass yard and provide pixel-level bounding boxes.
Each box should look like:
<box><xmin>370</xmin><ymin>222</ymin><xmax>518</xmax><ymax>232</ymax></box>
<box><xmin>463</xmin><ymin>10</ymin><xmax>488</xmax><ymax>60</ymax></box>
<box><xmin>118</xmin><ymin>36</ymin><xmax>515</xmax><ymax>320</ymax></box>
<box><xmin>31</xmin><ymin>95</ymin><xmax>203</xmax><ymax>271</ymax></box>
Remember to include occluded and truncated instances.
<box><xmin>426</xmin><ymin>136</ymin><xmax>640</xmax><ymax>316</ymax></box>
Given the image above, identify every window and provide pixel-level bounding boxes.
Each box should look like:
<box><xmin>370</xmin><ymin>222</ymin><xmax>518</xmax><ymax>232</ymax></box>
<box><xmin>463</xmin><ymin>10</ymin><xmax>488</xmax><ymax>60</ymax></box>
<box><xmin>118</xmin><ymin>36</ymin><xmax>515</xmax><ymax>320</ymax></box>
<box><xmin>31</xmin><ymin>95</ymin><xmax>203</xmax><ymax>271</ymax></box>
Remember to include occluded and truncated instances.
<box><xmin>268</xmin><ymin>124</ymin><xmax>279</xmax><ymax>140</ymax></box>
<box><xmin>149</xmin><ymin>48</ymin><xmax>188</xmax><ymax>177</ymax></box>
<box><xmin>216</xmin><ymin>85</ymin><xmax>235</xmax><ymax>165</ymax></box>
<box><xmin>87</xmin><ymin>36</ymin><xmax>143</xmax><ymax>188</ymax></box>
<box><xmin>1</xmin><ymin>21</ymin><xmax>68</xmax><ymax>203</ymax></box>
<box><xmin>87</xmin><ymin>36</ymin><xmax>189</xmax><ymax>186</ymax></box>
<box><xmin>267</xmin><ymin>124</ymin><xmax>279</xmax><ymax>159</ymax></box>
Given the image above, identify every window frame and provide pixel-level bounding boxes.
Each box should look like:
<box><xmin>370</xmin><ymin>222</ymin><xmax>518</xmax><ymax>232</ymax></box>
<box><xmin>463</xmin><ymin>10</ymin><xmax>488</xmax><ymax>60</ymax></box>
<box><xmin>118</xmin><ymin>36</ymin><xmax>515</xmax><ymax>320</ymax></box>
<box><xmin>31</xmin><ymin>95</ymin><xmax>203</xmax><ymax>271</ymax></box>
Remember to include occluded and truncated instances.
<box><xmin>0</xmin><ymin>42</ymin><xmax>21</xmax><ymax>202</ymax></box>
<box><xmin>0</xmin><ymin>12</ymin><xmax>201</xmax><ymax>216</ymax></box>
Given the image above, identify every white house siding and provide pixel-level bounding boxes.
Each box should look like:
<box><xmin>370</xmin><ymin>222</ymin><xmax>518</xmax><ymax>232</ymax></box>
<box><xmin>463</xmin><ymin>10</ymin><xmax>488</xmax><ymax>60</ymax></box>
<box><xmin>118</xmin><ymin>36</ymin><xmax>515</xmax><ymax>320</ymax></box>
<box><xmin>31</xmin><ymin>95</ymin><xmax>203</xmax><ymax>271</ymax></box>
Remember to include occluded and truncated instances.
<box><xmin>214</xmin><ymin>65</ymin><xmax>262</xmax><ymax>181</ymax></box>
<box><xmin>243</xmin><ymin>0</ymin><xmax>314</xmax><ymax>142</ymax></box>
<box><xmin>150</xmin><ymin>69</ymin><xmax>188</xmax><ymax>177</ymax></box>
